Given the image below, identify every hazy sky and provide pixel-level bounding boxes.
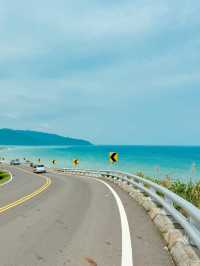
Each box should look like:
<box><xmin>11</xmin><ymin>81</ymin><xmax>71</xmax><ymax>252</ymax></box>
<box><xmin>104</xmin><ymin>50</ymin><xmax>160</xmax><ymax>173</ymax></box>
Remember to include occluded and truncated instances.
<box><xmin>0</xmin><ymin>0</ymin><xmax>200</xmax><ymax>145</ymax></box>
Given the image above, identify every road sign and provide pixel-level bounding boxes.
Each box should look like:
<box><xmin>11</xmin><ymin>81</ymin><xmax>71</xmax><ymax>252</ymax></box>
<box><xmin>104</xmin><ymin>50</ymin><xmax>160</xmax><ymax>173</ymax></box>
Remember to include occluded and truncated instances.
<box><xmin>72</xmin><ymin>159</ymin><xmax>79</xmax><ymax>167</ymax></box>
<box><xmin>109</xmin><ymin>152</ymin><xmax>118</xmax><ymax>163</ymax></box>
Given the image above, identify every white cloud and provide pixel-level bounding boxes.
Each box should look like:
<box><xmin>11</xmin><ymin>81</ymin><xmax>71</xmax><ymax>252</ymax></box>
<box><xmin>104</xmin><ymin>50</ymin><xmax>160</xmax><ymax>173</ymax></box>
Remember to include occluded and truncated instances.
<box><xmin>0</xmin><ymin>0</ymin><xmax>200</xmax><ymax>143</ymax></box>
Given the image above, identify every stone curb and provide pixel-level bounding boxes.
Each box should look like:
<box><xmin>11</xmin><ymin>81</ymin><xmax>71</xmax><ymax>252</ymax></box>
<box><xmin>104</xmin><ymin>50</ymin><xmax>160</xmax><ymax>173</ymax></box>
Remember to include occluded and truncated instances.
<box><xmin>103</xmin><ymin>177</ymin><xmax>200</xmax><ymax>266</ymax></box>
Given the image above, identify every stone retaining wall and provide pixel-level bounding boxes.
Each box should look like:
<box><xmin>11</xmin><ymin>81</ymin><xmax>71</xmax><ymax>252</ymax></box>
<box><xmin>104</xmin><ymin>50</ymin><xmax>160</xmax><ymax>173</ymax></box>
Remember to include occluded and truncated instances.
<box><xmin>104</xmin><ymin>176</ymin><xmax>200</xmax><ymax>266</ymax></box>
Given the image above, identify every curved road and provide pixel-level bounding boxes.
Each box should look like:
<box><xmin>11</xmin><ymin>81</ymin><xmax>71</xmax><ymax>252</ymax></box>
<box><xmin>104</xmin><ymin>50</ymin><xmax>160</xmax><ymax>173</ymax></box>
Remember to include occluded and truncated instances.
<box><xmin>0</xmin><ymin>165</ymin><xmax>175</xmax><ymax>266</ymax></box>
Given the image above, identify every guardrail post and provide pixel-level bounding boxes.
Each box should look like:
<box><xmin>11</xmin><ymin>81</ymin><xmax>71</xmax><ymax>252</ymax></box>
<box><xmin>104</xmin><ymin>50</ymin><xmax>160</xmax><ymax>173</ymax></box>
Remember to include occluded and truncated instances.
<box><xmin>126</xmin><ymin>177</ymin><xmax>132</xmax><ymax>186</ymax></box>
<box><xmin>188</xmin><ymin>217</ymin><xmax>200</xmax><ymax>247</ymax></box>
<box><xmin>149</xmin><ymin>186</ymin><xmax>156</xmax><ymax>193</ymax></box>
<box><xmin>164</xmin><ymin>196</ymin><xmax>173</xmax><ymax>207</ymax></box>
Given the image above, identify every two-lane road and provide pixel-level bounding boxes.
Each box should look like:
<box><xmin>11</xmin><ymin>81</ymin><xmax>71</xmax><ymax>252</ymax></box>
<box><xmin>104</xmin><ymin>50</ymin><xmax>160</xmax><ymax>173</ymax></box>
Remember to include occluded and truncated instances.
<box><xmin>0</xmin><ymin>165</ymin><xmax>174</xmax><ymax>266</ymax></box>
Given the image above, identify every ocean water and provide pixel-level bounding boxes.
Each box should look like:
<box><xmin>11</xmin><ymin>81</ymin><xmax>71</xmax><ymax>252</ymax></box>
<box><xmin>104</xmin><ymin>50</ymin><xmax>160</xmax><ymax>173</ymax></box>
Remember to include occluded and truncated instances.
<box><xmin>0</xmin><ymin>145</ymin><xmax>200</xmax><ymax>181</ymax></box>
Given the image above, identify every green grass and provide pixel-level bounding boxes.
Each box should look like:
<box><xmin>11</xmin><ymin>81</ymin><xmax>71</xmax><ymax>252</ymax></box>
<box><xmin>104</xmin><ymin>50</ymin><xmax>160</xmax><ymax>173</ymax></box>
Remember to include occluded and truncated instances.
<box><xmin>0</xmin><ymin>171</ymin><xmax>11</xmax><ymax>185</ymax></box>
<box><xmin>135</xmin><ymin>171</ymin><xmax>200</xmax><ymax>209</ymax></box>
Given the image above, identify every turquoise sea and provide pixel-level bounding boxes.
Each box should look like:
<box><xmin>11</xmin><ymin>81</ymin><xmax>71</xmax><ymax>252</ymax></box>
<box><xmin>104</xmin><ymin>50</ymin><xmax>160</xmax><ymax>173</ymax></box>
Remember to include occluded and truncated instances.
<box><xmin>0</xmin><ymin>145</ymin><xmax>200</xmax><ymax>181</ymax></box>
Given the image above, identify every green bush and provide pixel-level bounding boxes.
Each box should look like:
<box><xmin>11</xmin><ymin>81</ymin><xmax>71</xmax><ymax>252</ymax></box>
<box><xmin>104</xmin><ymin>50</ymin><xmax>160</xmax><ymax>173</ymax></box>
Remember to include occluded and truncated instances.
<box><xmin>0</xmin><ymin>171</ymin><xmax>10</xmax><ymax>181</ymax></box>
<box><xmin>135</xmin><ymin>171</ymin><xmax>200</xmax><ymax>209</ymax></box>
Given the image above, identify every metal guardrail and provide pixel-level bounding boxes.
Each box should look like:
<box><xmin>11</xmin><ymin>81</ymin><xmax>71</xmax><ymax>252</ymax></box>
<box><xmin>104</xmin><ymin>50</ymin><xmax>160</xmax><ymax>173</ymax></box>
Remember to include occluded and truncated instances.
<box><xmin>61</xmin><ymin>168</ymin><xmax>200</xmax><ymax>249</ymax></box>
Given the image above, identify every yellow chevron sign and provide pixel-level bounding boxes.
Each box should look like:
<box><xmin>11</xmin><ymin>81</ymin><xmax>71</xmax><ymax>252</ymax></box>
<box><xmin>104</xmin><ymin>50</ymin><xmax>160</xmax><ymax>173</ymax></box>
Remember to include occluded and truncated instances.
<box><xmin>72</xmin><ymin>159</ymin><xmax>79</xmax><ymax>166</ymax></box>
<box><xmin>109</xmin><ymin>152</ymin><xmax>118</xmax><ymax>163</ymax></box>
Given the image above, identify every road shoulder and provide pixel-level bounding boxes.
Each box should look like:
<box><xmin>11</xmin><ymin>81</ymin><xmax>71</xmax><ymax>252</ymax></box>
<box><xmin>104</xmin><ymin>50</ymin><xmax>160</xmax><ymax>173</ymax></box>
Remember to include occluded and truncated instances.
<box><xmin>105</xmin><ymin>179</ymin><xmax>175</xmax><ymax>266</ymax></box>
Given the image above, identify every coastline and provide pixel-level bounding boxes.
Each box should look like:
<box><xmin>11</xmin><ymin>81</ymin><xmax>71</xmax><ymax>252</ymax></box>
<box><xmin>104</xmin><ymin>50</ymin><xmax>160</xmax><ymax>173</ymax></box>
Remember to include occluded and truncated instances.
<box><xmin>0</xmin><ymin>145</ymin><xmax>200</xmax><ymax>181</ymax></box>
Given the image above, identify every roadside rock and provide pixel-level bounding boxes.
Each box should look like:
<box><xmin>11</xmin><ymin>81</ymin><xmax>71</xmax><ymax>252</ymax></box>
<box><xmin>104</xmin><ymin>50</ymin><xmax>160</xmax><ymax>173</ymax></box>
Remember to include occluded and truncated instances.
<box><xmin>164</xmin><ymin>229</ymin><xmax>186</xmax><ymax>249</ymax></box>
<box><xmin>154</xmin><ymin>214</ymin><xmax>175</xmax><ymax>233</ymax></box>
<box><xmin>129</xmin><ymin>190</ymin><xmax>146</xmax><ymax>205</ymax></box>
<box><xmin>171</xmin><ymin>242</ymin><xmax>200</xmax><ymax>266</ymax></box>
<box><xmin>149</xmin><ymin>207</ymin><xmax>166</xmax><ymax>220</ymax></box>
<box><xmin>142</xmin><ymin>198</ymin><xmax>157</xmax><ymax>212</ymax></box>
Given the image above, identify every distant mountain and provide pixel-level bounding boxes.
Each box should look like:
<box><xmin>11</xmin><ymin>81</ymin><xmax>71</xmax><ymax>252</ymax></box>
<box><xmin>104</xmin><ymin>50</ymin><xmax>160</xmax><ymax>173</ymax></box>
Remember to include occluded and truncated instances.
<box><xmin>0</xmin><ymin>129</ymin><xmax>92</xmax><ymax>146</ymax></box>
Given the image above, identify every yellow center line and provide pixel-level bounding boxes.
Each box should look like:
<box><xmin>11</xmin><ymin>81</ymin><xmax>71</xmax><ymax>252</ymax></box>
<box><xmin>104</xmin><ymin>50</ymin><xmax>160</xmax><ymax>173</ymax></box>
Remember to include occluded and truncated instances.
<box><xmin>0</xmin><ymin>167</ymin><xmax>52</xmax><ymax>214</ymax></box>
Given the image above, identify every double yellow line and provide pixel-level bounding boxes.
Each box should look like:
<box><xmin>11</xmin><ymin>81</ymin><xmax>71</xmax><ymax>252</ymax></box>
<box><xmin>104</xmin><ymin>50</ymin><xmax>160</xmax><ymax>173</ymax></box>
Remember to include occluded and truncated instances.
<box><xmin>0</xmin><ymin>169</ymin><xmax>52</xmax><ymax>214</ymax></box>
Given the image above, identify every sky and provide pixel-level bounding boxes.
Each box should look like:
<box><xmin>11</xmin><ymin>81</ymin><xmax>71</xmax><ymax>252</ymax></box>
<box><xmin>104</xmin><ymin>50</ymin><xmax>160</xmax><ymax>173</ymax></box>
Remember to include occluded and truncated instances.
<box><xmin>0</xmin><ymin>0</ymin><xmax>200</xmax><ymax>145</ymax></box>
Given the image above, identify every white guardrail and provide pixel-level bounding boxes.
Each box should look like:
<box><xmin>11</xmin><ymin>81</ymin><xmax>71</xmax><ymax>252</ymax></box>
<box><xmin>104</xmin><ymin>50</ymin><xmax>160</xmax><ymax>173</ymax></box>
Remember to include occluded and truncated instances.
<box><xmin>61</xmin><ymin>168</ymin><xmax>200</xmax><ymax>249</ymax></box>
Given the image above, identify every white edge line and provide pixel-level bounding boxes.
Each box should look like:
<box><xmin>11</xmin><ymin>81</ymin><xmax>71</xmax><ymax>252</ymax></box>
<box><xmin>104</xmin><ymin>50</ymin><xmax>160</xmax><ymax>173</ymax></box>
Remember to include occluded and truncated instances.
<box><xmin>52</xmin><ymin>169</ymin><xmax>134</xmax><ymax>266</ymax></box>
<box><xmin>0</xmin><ymin>170</ymin><xmax>13</xmax><ymax>187</ymax></box>
<box><xmin>93</xmin><ymin>178</ymin><xmax>133</xmax><ymax>266</ymax></box>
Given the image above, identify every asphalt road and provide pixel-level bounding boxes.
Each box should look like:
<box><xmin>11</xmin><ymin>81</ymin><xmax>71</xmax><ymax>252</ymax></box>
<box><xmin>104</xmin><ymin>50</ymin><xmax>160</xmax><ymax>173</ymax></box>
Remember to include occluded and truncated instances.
<box><xmin>0</xmin><ymin>165</ymin><xmax>175</xmax><ymax>266</ymax></box>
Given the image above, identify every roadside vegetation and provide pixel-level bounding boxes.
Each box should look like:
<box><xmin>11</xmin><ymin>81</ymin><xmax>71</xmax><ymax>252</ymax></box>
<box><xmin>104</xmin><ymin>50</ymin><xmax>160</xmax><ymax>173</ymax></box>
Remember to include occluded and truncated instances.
<box><xmin>135</xmin><ymin>171</ymin><xmax>200</xmax><ymax>209</ymax></box>
<box><xmin>0</xmin><ymin>170</ymin><xmax>11</xmax><ymax>185</ymax></box>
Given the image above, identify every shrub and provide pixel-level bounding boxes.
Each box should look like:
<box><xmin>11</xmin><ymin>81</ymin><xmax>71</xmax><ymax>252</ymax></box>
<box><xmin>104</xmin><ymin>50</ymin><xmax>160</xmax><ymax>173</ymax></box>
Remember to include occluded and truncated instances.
<box><xmin>137</xmin><ymin>171</ymin><xmax>200</xmax><ymax>209</ymax></box>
